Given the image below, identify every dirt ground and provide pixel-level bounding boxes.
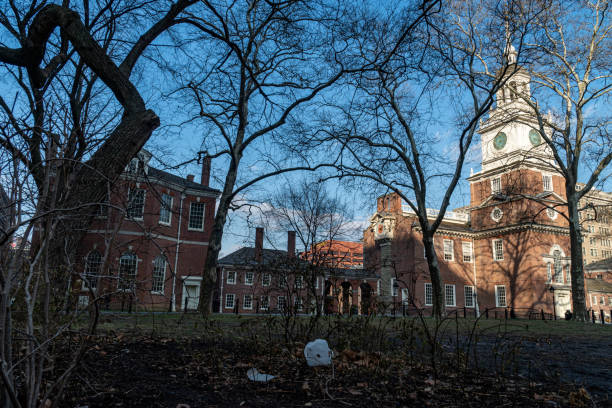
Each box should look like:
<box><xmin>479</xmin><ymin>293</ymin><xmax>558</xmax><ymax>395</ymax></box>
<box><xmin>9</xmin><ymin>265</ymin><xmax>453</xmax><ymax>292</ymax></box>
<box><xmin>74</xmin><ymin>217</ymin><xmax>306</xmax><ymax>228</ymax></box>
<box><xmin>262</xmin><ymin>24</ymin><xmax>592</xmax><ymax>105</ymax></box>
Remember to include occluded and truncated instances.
<box><xmin>60</xmin><ymin>331</ymin><xmax>610</xmax><ymax>408</ymax></box>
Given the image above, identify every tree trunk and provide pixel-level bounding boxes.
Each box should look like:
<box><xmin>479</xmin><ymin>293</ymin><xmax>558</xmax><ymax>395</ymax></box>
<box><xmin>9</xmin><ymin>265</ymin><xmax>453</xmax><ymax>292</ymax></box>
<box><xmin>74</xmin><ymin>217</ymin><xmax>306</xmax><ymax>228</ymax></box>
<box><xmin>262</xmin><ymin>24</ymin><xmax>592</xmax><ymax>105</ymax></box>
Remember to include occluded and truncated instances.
<box><xmin>199</xmin><ymin>158</ymin><xmax>240</xmax><ymax>316</ymax></box>
<box><xmin>422</xmin><ymin>232</ymin><xmax>444</xmax><ymax>319</ymax></box>
<box><xmin>567</xmin><ymin>192</ymin><xmax>588</xmax><ymax>321</ymax></box>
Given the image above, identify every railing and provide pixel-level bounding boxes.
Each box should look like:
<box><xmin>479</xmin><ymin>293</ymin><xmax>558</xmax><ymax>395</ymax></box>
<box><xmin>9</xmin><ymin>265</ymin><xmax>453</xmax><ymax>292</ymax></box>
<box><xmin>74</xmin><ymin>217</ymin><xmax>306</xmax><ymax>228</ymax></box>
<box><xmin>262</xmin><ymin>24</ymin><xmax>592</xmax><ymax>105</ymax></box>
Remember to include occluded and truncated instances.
<box><xmin>401</xmin><ymin>205</ymin><xmax>470</xmax><ymax>223</ymax></box>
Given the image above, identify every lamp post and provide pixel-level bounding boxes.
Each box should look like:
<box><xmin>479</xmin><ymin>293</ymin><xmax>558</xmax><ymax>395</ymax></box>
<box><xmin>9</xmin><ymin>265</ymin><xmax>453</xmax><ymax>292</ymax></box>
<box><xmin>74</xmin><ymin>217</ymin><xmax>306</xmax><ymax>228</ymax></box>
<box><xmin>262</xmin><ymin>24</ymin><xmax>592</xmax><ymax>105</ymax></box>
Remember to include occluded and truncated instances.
<box><xmin>549</xmin><ymin>286</ymin><xmax>556</xmax><ymax>320</ymax></box>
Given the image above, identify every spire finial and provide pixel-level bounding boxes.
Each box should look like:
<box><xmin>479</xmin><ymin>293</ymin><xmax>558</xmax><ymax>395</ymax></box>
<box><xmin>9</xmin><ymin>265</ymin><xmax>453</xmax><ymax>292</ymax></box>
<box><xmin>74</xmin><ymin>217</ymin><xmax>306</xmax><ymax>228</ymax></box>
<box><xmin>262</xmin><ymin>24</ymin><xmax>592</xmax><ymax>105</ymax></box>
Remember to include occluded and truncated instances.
<box><xmin>504</xmin><ymin>16</ymin><xmax>517</xmax><ymax>64</ymax></box>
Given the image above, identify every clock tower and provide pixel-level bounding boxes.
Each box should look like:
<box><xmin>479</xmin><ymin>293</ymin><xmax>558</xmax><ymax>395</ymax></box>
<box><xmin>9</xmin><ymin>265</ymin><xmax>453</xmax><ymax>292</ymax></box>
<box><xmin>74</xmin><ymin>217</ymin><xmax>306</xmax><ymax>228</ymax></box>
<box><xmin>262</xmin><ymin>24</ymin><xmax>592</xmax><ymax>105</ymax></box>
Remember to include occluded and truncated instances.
<box><xmin>467</xmin><ymin>43</ymin><xmax>571</xmax><ymax>315</ymax></box>
<box><xmin>479</xmin><ymin>44</ymin><xmax>555</xmax><ymax>173</ymax></box>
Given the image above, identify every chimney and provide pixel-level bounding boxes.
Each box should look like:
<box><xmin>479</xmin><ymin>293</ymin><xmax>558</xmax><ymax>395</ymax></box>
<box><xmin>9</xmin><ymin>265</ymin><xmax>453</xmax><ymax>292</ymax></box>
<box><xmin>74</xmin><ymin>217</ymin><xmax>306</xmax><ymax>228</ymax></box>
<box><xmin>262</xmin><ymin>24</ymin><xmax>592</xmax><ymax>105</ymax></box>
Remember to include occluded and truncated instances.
<box><xmin>186</xmin><ymin>174</ymin><xmax>195</xmax><ymax>182</ymax></box>
<box><xmin>201</xmin><ymin>155</ymin><xmax>211</xmax><ymax>187</ymax></box>
<box><xmin>255</xmin><ymin>227</ymin><xmax>264</xmax><ymax>263</ymax></box>
<box><xmin>287</xmin><ymin>231</ymin><xmax>296</xmax><ymax>258</ymax></box>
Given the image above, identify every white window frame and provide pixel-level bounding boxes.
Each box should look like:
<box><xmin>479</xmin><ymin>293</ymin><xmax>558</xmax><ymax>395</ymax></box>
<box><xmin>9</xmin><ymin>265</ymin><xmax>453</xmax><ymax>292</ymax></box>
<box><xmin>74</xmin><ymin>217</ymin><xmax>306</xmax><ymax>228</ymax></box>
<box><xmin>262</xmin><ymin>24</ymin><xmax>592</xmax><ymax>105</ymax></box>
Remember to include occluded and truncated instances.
<box><xmin>225</xmin><ymin>293</ymin><xmax>235</xmax><ymax>309</ymax></box>
<box><xmin>491</xmin><ymin>177</ymin><xmax>502</xmax><ymax>194</ymax></box>
<box><xmin>151</xmin><ymin>255</ymin><xmax>166</xmax><ymax>294</ymax></box>
<box><xmin>592</xmin><ymin>295</ymin><xmax>597</xmax><ymax>305</ymax></box>
<box><xmin>262</xmin><ymin>273</ymin><xmax>271</xmax><ymax>287</ymax></box>
<box><xmin>462</xmin><ymin>242</ymin><xmax>472</xmax><ymax>263</ymax></box>
<box><xmin>260</xmin><ymin>296</ymin><xmax>269</xmax><ymax>311</ymax></box>
<box><xmin>542</xmin><ymin>174</ymin><xmax>553</xmax><ymax>192</ymax></box>
<box><xmin>464</xmin><ymin>286</ymin><xmax>475</xmax><ymax>308</ymax></box>
<box><xmin>495</xmin><ymin>285</ymin><xmax>507</xmax><ymax>308</ymax></box>
<box><xmin>546</xmin><ymin>263</ymin><xmax>552</xmax><ymax>283</ymax></box>
<box><xmin>295</xmin><ymin>275</ymin><xmax>303</xmax><ymax>289</ymax></box>
<box><xmin>444</xmin><ymin>284</ymin><xmax>456</xmax><ymax>307</ymax></box>
<box><xmin>245</xmin><ymin>271</ymin><xmax>254</xmax><ymax>286</ymax></box>
<box><xmin>553</xmin><ymin>251</ymin><xmax>563</xmax><ymax>283</ymax></box>
<box><xmin>159</xmin><ymin>194</ymin><xmax>173</xmax><ymax>225</ymax></box>
<box><xmin>188</xmin><ymin>202</ymin><xmax>205</xmax><ymax>231</ymax></box>
<box><xmin>391</xmin><ymin>277</ymin><xmax>398</xmax><ymax>297</ymax></box>
<box><xmin>243</xmin><ymin>294</ymin><xmax>253</xmax><ymax>310</ymax></box>
<box><xmin>126</xmin><ymin>188</ymin><xmax>146</xmax><ymax>220</ymax></box>
<box><xmin>493</xmin><ymin>239</ymin><xmax>504</xmax><ymax>261</ymax></box>
<box><xmin>424</xmin><ymin>283</ymin><xmax>433</xmax><ymax>306</ymax></box>
<box><xmin>117</xmin><ymin>252</ymin><xmax>138</xmax><ymax>291</ymax></box>
<box><xmin>443</xmin><ymin>239</ymin><xmax>454</xmax><ymax>261</ymax></box>
<box><xmin>277</xmin><ymin>296</ymin><xmax>287</xmax><ymax>311</ymax></box>
<box><xmin>226</xmin><ymin>271</ymin><xmax>236</xmax><ymax>285</ymax></box>
<box><xmin>294</xmin><ymin>296</ymin><xmax>303</xmax><ymax>311</ymax></box>
<box><xmin>83</xmin><ymin>250</ymin><xmax>102</xmax><ymax>290</ymax></box>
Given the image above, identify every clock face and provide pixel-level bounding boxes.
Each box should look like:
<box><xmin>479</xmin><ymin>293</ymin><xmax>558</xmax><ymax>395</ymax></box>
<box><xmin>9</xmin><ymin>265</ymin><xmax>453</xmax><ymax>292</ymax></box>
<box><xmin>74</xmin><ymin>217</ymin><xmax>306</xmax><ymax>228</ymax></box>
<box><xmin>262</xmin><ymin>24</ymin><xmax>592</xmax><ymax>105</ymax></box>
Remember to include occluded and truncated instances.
<box><xmin>529</xmin><ymin>129</ymin><xmax>541</xmax><ymax>146</ymax></box>
<box><xmin>493</xmin><ymin>132</ymin><xmax>507</xmax><ymax>150</ymax></box>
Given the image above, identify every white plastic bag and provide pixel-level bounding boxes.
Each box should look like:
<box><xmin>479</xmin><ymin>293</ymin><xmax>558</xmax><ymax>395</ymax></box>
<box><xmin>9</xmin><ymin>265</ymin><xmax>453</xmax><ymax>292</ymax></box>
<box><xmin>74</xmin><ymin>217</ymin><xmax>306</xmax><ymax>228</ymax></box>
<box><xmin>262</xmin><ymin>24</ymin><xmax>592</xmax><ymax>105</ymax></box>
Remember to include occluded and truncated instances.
<box><xmin>246</xmin><ymin>368</ymin><xmax>275</xmax><ymax>382</ymax></box>
<box><xmin>304</xmin><ymin>339</ymin><xmax>333</xmax><ymax>367</ymax></box>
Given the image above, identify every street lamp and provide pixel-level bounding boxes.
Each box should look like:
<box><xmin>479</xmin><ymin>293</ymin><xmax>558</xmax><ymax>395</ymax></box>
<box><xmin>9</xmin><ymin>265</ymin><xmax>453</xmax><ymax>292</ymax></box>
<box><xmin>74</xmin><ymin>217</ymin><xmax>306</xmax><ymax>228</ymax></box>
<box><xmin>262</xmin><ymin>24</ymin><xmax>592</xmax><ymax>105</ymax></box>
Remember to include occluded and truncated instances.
<box><xmin>549</xmin><ymin>286</ymin><xmax>556</xmax><ymax>320</ymax></box>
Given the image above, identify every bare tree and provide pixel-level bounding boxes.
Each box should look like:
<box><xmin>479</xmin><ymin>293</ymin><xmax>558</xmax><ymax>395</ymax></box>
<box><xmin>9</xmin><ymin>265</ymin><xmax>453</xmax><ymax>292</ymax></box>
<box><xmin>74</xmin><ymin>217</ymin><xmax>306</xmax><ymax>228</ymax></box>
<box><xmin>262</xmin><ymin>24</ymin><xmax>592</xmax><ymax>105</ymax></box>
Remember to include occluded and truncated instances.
<box><xmin>159</xmin><ymin>0</ymin><xmax>441</xmax><ymax>315</ymax></box>
<box><xmin>310</xmin><ymin>0</ymin><xmax>538</xmax><ymax>318</ymax></box>
<box><xmin>158</xmin><ymin>0</ymin><xmax>385</xmax><ymax>314</ymax></box>
<box><xmin>0</xmin><ymin>1</ymin><xmax>195</xmax><ymax>406</ymax></box>
<box><xmin>517</xmin><ymin>0</ymin><xmax>612</xmax><ymax>321</ymax></box>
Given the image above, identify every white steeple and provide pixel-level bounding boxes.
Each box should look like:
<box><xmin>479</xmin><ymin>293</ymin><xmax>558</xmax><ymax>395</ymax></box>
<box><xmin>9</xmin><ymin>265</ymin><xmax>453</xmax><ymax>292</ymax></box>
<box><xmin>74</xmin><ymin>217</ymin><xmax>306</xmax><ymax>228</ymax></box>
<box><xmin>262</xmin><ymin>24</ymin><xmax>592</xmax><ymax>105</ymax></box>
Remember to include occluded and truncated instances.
<box><xmin>475</xmin><ymin>42</ymin><xmax>555</xmax><ymax>173</ymax></box>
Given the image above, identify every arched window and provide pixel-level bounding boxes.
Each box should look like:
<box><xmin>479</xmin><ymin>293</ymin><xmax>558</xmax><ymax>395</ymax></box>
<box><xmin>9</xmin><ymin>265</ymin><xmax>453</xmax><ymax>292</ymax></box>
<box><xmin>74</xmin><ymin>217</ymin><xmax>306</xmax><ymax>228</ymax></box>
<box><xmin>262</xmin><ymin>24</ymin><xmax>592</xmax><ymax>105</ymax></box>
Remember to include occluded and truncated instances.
<box><xmin>509</xmin><ymin>82</ymin><xmax>517</xmax><ymax>101</ymax></box>
<box><xmin>553</xmin><ymin>250</ymin><xmax>563</xmax><ymax>283</ymax></box>
<box><xmin>118</xmin><ymin>252</ymin><xmax>137</xmax><ymax>291</ymax></box>
<box><xmin>152</xmin><ymin>256</ymin><xmax>166</xmax><ymax>293</ymax></box>
<box><xmin>84</xmin><ymin>251</ymin><xmax>102</xmax><ymax>289</ymax></box>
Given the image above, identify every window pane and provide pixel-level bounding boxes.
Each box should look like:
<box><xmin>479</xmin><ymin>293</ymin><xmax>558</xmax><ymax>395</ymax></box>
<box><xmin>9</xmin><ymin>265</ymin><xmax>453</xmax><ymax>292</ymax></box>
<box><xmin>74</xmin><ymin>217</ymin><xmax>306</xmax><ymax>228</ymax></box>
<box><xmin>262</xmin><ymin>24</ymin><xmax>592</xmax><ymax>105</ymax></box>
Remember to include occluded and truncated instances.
<box><xmin>462</xmin><ymin>242</ymin><xmax>472</xmax><ymax>262</ymax></box>
<box><xmin>445</xmin><ymin>284</ymin><xmax>455</xmax><ymax>306</ymax></box>
<box><xmin>444</xmin><ymin>240</ymin><xmax>453</xmax><ymax>261</ymax></box>
<box><xmin>188</xmin><ymin>202</ymin><xmax>205</xmax><ymax>230</ymax></box>
<box><xmin>152</xmin><ymin>256</ymin><xmax>166</xmax><ymax>293</ymax></box>
<box><xmin>494</xmin><ymin>240</ymin><xmax>504</xmax><ymax>260</ymax></box>
<box><xmin>159</xmin><ymin>194</ymin><xmax>172</xmax><ymax>224</ymax></box>
<box><xmin>84</xmin><ymin>251</ymin><xmax>102</xmax><ymax>289</ymax></box>
<box><xmin>245</xmin><ymin>272</ymin><xmax>254</xmax><ymax>285</ymax></box>
<box><xmin>225</xmin><ymin>294</ymin><xmax>234</xmax><ymax>308</ymax></box>
<box><xmin>277</xmin><ymin>296</ymin><xmax>286</xmax><ymax>311</ymax></box>
<box><xmin>425</xmin><ymin>283</ymin><xmax>433</xmax><ymax>306</ymax></box>
<box><xmin>496</xmin><ymin>286</ymin><xmax>507</xmax><ymax>307</ymax></box>
<box><xmin>127</xmin><ymin>189</ymin><xmax>145</xmax><ymax>219</ymax></box>
<box><xmin>118</xmin><ymin>253</ymin><xmax>137</xmax><ymax>290</ymax></box>
<box><xmin>464</xmin><ymin>286</ymin><xmax>474</xmax><ymax>307</ymax></box>
<box><xmin>244</xmin><ymin>295</ymin><xmax>253</xmax><ymax>309</ymax></box>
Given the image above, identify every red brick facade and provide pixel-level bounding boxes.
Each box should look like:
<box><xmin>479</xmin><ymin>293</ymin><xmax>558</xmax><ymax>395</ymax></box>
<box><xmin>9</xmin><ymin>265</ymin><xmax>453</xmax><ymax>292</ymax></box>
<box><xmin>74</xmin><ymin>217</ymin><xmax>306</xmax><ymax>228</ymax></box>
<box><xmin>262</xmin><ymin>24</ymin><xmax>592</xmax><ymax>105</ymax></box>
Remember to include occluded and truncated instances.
<box><xmin>75</xmin><ymin>151</ymin><xmax>220</xmax><ymax>311</ymax></box>
<box><xmin>215</xmin><ymin>229</ymin><xmax>377</xmax><ymax>315</ymax></box>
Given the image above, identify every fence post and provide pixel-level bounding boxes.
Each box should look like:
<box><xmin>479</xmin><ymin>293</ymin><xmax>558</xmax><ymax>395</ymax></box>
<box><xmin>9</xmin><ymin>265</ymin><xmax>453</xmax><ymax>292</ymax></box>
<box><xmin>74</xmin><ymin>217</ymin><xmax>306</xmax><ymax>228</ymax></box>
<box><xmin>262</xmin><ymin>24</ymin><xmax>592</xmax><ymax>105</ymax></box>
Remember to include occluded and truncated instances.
<box><xmin>601</xmin><ymin>310</ymin><xmax>605</xmax><ymax>325</ymax></box>
<box><xmin>504</xmin><ymin>308</ymin><xmax>508</xmax><ymax>320</ymax></box>
<box><xmin>128</xmin><ymin>296</ymin><xmax>133</xmax><ymax>314</ymax></box>
<box><xmin>541</xmin><ymin>309</ymin><xmax>544</xmax><ymax>320</ymax></box>
<box><xmin>485</xmin><ymin>308</ymin><xmax>489</xmax><ymax>319</ymax></box>
<box><xmin>464</xmin><ymin>306</ymin><xmax>466</xmax><ymax>318</ymax></box>
<box><xmin>592</xmin><ymin>310</ymin><xmax>596</xmax><ymax>324</ymax></box>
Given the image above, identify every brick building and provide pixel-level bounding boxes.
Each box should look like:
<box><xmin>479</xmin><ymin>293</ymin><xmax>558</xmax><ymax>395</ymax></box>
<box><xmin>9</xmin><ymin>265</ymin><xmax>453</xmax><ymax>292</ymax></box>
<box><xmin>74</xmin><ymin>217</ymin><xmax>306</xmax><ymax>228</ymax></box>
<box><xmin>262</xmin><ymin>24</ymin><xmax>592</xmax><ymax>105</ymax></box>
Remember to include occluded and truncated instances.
<box><xmin>585</xmin><ymin>258</ymin><xmax>612</xmax><ymax>322</ymax></box>
<box><xmin>302</xmin><ymin>240</ymin><xmax>364</xmax><ymax>268</ymax></box>
<box><xmin>578</xmin><ymin>186</ymin><xmax>612</xmax><ymax>265</ymax></box>
<box><xmin>76</xmin><ymin>150</ymin><xmax>220</xmax><ymax>311</ymax></box>
<box><xmin>363</xmin><ymin>47</ymin><xmax>612</xmax><ymax>319</ymax></box>
<box><xmin>215</xmin><ymin>228</ymin><xmax>378</xmax><ymax>315</ymax></box>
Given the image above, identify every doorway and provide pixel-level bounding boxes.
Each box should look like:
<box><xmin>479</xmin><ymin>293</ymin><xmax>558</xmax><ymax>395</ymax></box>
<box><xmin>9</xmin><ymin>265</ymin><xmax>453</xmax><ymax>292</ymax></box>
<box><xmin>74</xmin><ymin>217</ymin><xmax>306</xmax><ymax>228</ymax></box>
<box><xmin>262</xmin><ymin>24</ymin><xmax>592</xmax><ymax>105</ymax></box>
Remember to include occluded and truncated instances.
<box><xmin>554</xmin><ymin>289</ymin><xmax>571</xmax><ymax>318</ymax></box>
